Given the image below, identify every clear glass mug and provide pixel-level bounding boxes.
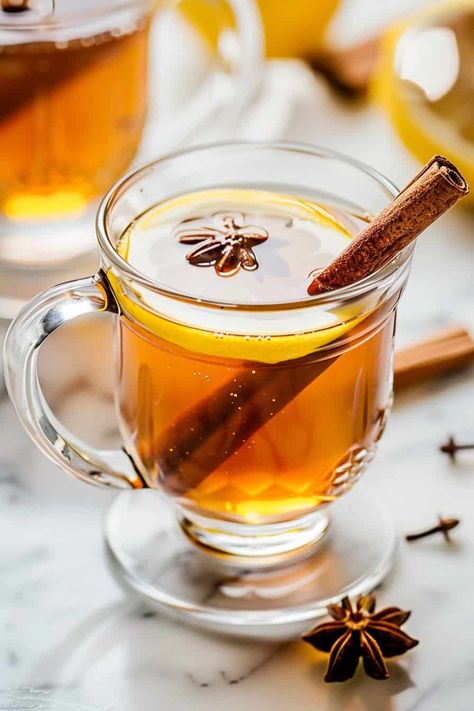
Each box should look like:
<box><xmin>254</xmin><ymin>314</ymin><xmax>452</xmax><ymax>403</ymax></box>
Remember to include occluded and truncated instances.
<box><xmin>4</xmin><ymin>143</ymin><xmax>412</xmax><ymax>637</ymax></box>
<box><xmin>0</xmin><ymin>0</ymin><xmax>262</xmax><ymax>317</ymax></box>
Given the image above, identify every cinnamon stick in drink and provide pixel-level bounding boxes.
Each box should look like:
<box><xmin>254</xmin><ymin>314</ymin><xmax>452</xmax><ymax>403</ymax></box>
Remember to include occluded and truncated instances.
<box><xmin>156</xmin><ymin>157</ymin><xmax>468</xmax><ymax>494</ymax></box>
<box><xmin>308</xmin><ymin>156</ymin><xmax>468</xmax><ymax>295</ymax></box>
<box><xmin>160</xmin><ymin>354</ymin><xmax>338</xmax><ymax>495</ymax></box>
<box><xmin>0</xmin><ymin>30</ymin><xmax>139</xmax><ymax>126</ymax></box>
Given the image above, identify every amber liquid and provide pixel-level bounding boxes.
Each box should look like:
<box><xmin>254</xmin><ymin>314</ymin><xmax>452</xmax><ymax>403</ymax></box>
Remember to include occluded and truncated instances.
<box><xmin>0</xmin><ymin>19</ymin><xmax>149</xmax><ymax>218</ymax></box>
<box><xmin>117</xmin><ymin>307</ymin><xmax>395</xmax><ymax>524</ymax></box>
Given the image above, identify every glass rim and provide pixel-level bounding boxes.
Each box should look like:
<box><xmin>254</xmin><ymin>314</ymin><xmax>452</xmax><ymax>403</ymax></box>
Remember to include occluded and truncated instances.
<box><xmin>0</xmin><ymin>0</ymin><xmax>152</xmax><ymax>31</ymax></box>
<box><xmin>96</xmin><ymin>140</ymin><xmax>414</xmax><ymax>313</ymax></box>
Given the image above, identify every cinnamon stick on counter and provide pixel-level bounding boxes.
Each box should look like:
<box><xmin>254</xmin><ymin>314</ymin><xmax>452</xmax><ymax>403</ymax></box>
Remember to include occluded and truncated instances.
<box><xmin>157</xmin><ymin>157</ymin><xmax>468</xmax><ymax>494</ymax></box>
<box><xmin>394</xmin><ymin>327</ymin><xmax>474</xmax><ymax>390</ymax></box>
<box><xmin>309</xmin><ymin>36</ymin><xmax>380</xmax><ymax>97</ymax></box>
<box><xmin>308</xmin><ymin>156</ymin><xmax>468</xmax><ymax>295</ymax></box>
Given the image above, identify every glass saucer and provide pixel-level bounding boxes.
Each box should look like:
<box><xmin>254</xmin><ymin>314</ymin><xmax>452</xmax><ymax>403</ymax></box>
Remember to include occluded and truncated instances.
<box><xmin>104</xmin><ymin>486</ymin><xmax>397</xmax><ymax>640</ymax></box>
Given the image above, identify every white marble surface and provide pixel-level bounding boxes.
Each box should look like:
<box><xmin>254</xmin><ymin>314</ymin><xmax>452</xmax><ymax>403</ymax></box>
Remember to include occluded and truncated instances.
<box><xmin>2</xmin><ymin>0</ymin><xmax>474</xmax><ymax>708</ymax></box>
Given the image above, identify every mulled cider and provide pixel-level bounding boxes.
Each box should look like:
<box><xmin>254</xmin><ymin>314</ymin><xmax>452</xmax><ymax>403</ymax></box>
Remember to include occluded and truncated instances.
<box><xmin>114</xmin><ymin>188</ymin><xmax>396</xmax><ymax>524</ymax></box>
<box><xmin>0</xmin><ymin>1</ymin><xmax>149</xmax><ymax>219</ymax></box>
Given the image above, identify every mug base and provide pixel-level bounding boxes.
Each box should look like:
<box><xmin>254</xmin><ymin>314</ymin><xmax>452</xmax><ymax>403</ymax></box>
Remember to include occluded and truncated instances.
<box><xmin>104</xmin><ymin>487</ymin><xmax>397</xmax><ymax>641</ymax></box>
<box><xmin>178</xmin><ymin>506</ymin><xmax>331</xmax><ymax>568</ymax></box>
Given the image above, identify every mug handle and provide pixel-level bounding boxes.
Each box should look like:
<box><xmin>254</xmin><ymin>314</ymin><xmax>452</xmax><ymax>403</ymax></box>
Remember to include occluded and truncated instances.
<box><xmin>3</xmin><ymin>271</ymin><xmax>145</xmax><ymax>491</ymax></box>
<box><xmin>155</xmin><ymin>0</ymin><xmax>264</xmax><ymax>147</ymax></box>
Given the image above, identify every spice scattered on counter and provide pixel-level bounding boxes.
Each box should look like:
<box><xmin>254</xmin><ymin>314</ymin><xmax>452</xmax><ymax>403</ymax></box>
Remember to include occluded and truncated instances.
<box><xmin>302</xmin><ymin>594</ymin><xmax>418</xmax><ymax>682</ymax></box>
<box><xmin>405</xmin><ymin>515</ymin><xmax>460</xmax><ymax>543</ymax></box>
<box><xmin>440</xmin><ymin>436</ymin><xmax>474</xmax><ymax>462</ymax></box>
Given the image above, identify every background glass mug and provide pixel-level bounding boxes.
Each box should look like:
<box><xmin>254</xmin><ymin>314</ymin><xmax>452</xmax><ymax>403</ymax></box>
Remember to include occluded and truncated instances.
<box><xmin>0</xmin><ymin>0</ymin><xmax>262</xmax><ymax>317</ymax></box>
<box><xmin>4</xmin><ymin>143</ymin><xmax>412</xmax><ymax>637</ymax></box>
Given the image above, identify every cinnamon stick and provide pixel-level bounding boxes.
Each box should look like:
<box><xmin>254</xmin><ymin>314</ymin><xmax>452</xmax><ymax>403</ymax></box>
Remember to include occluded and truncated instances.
<box><xmin>309</xmin><ymin>36</ymin><xmax>380</xmax><ymax>97</ymax></box>
<box><xmin>155</xmin><ymin>158</ymin><xmax>468</xmax><ymax>494</ymax></box>
<box><xmin>1</xmin><ymin>0</ymin><xmax>30</xmax><ymax>11</ymax></box>
<box><xmin>0</xmin><ymin>21</ymin><xmax>136</xmax><ymax>127</ymax></box>
<box><xmin>394</xmin><ymin>327</ymin><xmax>474</xmax><ymax>390</ymax></box>
<box><xmin>160</xmin><ymin>355</ymin><xmax>337</xmax><ymax>496</ymax></box>
<box><xmin>308</xmin><ymin>156</ymin><xmax>469</xmax><ymax>295</ymax></box>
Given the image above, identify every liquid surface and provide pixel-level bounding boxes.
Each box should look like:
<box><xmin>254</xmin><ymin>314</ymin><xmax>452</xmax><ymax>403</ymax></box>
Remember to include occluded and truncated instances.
<box><xmin>118</xmin><ymin>188</ymin><xmax>365</xmax><ymax>305</ymax></box>
<box><xmin>113</xmin><ymin>188</ymin><xmax>373</xmax><ymax>362</ymax></box>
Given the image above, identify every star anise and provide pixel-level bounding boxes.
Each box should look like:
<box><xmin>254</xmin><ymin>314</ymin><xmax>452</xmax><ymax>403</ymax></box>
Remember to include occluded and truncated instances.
<box><xmin>302</xmin><ymin>594</ymin><xmax>419</xmax><ymax>683</ymax></box>
<box><xmin>174</xmin><ymin>211</ymin><xmax>268</xmax><ymax>277</ymax></box>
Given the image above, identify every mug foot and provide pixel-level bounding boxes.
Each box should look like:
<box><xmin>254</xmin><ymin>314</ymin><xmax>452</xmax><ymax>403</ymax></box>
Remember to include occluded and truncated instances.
<box><xmin>104</xmin><ymin>487</ymin><xmax>397</xmax><ymax>640</ymax></box>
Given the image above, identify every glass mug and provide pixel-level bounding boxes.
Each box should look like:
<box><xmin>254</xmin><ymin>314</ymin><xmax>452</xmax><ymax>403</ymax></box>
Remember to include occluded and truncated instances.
<box><xmin>0</xmin><ymin>0</ymin><xmax>262</xmax><ymax>317</ymax></box>
<box><xmin>4</xmin><ymin>143</ymin><xmax>412</xmax><ymax>637</ymax></box>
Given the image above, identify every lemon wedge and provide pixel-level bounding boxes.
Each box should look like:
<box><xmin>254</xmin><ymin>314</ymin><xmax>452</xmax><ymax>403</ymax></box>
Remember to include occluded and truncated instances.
<box><xmin>374</xmin><ymin>0</ymin><xmax>474</xmax><ymax>203</ymax></box>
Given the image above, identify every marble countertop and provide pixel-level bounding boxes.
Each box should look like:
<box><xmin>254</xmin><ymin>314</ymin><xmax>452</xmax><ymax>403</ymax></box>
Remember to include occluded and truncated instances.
<box><xmin>2</xmin><ymin>1</ymin><xmax>474</xmax><ymax>708</ymax></box>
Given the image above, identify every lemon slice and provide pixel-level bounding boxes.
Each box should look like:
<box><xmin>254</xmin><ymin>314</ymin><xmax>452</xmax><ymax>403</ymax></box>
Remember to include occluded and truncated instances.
<box><xmin>109</xmin><ymin>188</ymin><xmax>370</xmax><ymax>364</ymax></box>
<box><xmin>374</xmin><ymin>0</ymin><xmax>474</xmax><ymax>202</ymax></box>
<box><xmin>109</xmin><ymin>284</ymin><xmax>365</xmax><ymax>363</ymax></box>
